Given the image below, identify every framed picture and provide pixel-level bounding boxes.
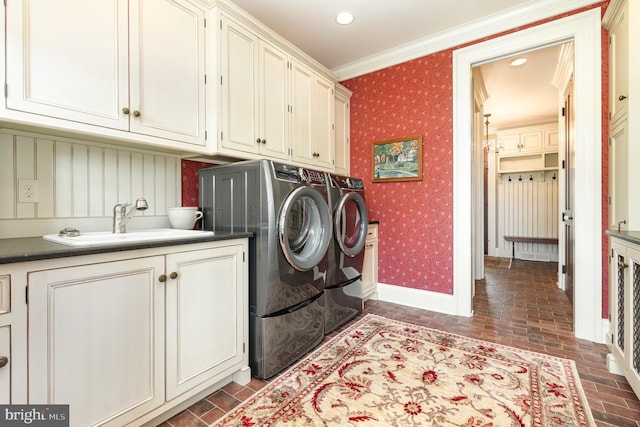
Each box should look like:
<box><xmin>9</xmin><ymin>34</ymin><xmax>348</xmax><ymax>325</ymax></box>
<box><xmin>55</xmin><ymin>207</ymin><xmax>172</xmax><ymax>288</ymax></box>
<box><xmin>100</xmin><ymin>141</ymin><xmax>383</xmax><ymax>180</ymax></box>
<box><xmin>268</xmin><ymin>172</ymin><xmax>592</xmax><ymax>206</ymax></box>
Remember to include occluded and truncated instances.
<box><xmin>372</xmin><ymin>135</ymin><xmax>423</xmax><ymax>182</ymax></box>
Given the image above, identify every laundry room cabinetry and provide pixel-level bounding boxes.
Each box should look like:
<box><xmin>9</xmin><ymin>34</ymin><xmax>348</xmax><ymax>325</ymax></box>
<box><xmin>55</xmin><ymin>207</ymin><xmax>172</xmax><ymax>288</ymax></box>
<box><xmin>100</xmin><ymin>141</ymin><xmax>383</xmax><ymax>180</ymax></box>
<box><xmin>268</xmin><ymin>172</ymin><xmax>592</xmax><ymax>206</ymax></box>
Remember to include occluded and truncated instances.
<box><xmin>4</xmin><ymin>0</ymin><xmax>207</xmax><ymax>152</ymax></box>
<box><xmin>333</xmin><ymin>84</ymin><xmax>352</xmax><ymax>175</ymax></box>
<box><xmin>607</xmin><ymin>234</ymin><xmax>640</xmax><ymax>399</ymax></box>
<box><xmin>603</xmin><ymin>0</ymin><xmax>640</xmax><ymax>230</ymax></box>
<box><xmin>361</xmin><ymin>224</ymin><xmax>379</xmax><ymax>300</ymax></box>
<box><xmin>218</xmin><ymin>14</ymin><xmax>290</xmax><ymax>160</ymax></box>
<box><xmin>497</xmin><ymin>123</ymin><xmax>558</xmax><ymax>173</ymax></box>
<box><xmin>216</xmin><ymin>7</ymin><xmax>336</xmax><ymax>170</ymax></box>
<box><xmin>25</xmin><ymin>240</ymin><xmax>248</xmax><ymax>426</ymax></box>
<box><xmin>290</xmin><ymin>61</ymin><xmax>335</xmax><ymax>170</ymax></box>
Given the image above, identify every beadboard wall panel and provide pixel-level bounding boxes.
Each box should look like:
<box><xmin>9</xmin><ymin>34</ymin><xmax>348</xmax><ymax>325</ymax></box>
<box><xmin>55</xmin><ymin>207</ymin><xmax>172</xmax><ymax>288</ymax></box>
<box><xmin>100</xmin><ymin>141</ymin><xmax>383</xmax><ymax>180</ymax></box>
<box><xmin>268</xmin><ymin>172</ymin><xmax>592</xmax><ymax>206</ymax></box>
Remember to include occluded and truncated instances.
<box><xmin>0</xmin><ymin>130</ymin><xmax>181</xmax><ymax>228</ymax></box>
<box><xmin>497</xmin><ymin>171</ymin><xmax>559</xmax><ymax>261</ymax></box>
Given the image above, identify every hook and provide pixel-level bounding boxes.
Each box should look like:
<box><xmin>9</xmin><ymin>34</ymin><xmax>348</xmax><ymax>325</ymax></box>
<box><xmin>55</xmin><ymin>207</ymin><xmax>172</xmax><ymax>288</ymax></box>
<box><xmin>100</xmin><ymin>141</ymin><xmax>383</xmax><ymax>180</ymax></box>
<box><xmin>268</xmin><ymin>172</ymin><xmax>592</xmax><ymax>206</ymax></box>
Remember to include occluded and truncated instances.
<box><xmin>552</xmin><ymin>173</ymin><xmax>556</xmax><ymax>180</ymax></box>
<box><xmin>518</xmin><ymin>175</ymin><xmax>522</xmax><ymax>181</ymax></box>
<box><xmin>508</xmin><ymin>176</ymin><xmax>512</xmax><ymax>182</ymax></box>
<box><xmin>529</xmin><ymin>174</ymin><xmax>533</xmax><ymax>181</ymax></box>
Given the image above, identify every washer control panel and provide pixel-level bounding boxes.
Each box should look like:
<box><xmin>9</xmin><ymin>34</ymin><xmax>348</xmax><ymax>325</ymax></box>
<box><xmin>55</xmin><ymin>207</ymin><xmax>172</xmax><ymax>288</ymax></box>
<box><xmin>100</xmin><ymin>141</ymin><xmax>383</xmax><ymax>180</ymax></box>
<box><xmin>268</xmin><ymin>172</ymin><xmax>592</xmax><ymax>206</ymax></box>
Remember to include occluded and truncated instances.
<box><xmin>272</xmin><ymin>162</ymin><xmax>326</xmax><ymax>185</ymax></box>
<box><xmin>329</xmin><ymin>174</ymin><xmax>364</xmax><ymax>190</ymax></box>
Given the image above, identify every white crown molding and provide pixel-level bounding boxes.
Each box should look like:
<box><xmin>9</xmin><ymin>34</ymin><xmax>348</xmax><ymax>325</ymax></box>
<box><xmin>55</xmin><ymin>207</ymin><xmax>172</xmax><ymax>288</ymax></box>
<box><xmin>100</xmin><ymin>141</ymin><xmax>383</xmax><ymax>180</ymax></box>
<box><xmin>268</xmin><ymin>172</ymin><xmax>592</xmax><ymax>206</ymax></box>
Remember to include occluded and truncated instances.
<box><xmin>332</xmin><ymin>0</ymin><xmax>603</xmax><ymax>81</ymax></box>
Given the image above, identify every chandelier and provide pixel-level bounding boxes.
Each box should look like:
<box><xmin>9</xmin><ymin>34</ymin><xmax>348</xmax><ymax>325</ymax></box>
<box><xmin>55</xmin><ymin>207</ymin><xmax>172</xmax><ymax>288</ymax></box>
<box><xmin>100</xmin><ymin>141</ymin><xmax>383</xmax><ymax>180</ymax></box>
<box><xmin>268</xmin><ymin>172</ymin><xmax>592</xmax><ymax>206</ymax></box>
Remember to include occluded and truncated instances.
<box><xmin>483</xmin><ymin>113</ymin><xmax>503</xmax><ymax>153</ymax></box>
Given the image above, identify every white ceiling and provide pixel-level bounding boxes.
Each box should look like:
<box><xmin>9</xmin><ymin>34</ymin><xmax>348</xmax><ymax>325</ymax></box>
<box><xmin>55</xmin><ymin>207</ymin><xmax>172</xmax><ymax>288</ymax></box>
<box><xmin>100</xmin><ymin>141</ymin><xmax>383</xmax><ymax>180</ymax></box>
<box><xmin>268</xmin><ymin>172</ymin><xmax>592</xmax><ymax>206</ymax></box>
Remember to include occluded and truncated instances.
<box><xmin>226</xmin><ymin>0</ymin><xmax>587</xmax><ymax>129</ymax></box>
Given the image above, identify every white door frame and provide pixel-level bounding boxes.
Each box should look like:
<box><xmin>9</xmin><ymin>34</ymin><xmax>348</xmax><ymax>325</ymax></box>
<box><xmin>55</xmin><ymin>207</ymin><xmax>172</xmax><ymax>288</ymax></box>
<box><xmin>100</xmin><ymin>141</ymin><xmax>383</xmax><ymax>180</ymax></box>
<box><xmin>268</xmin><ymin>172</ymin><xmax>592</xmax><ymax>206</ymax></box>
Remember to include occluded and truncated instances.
<box><xmin>452</xmin><ymin>9</ymin><xmax>603</xmax><ymax>342</ymax></box>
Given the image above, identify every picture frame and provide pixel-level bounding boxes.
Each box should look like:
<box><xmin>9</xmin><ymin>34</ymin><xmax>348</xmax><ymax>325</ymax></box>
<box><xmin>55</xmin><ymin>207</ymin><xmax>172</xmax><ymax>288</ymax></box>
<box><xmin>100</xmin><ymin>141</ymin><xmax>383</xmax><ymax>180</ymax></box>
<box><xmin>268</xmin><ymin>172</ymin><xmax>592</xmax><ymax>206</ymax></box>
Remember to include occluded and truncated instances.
<box><xmin>372</xmin><ymin>135</ymin><xmax>423</xmax><ymax>182</ymax></box>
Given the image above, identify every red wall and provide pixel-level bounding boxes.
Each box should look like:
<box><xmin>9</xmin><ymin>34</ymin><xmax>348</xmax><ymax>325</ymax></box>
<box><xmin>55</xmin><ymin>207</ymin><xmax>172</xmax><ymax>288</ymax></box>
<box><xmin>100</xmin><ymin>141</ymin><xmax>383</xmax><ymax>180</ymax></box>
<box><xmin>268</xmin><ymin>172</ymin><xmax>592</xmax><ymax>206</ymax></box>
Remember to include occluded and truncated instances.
<box><xmin>340</xmin><ymin>2</ymin><xmax>611</xmax><ymax>302</ymax></box>
<box><xmin>181</xmin><ymin>1</ymin><xmax>611</xmax><ymax>314</ymax></box>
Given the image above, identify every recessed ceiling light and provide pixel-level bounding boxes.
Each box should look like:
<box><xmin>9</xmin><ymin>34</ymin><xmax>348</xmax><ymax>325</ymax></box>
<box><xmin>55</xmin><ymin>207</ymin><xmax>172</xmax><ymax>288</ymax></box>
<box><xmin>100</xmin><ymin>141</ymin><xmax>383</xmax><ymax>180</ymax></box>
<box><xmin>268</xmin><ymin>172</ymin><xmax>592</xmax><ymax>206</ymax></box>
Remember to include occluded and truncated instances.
<box><xmin>509</xmin><ymin>57</ymin><xmax>528</xmax><ymax>67</ymax></box>
<box><xmin>336</xmin><ymin>11</ymin><xmax>354</xmax><ymax>25</ymax></box>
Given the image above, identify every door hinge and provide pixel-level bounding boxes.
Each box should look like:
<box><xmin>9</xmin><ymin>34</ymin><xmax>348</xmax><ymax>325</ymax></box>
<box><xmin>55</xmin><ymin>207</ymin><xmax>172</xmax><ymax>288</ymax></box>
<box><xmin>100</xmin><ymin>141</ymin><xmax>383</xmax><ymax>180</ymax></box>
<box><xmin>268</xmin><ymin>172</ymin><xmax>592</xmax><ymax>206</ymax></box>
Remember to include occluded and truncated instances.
<box><xmin>562</xmin><ymin>264</ymin><xmax>567</xmax><ymax>274</ymax></box>
<box><xmin>562</xmin><ymin>107</ymin><xmax>565</xmax><ymax>117</ymax></box>
<box><xmin>205</xmin><ymin>130</ymin><xmax>207</xmax><ymax>141</ymax></box>
<box><xmin>609</xmin><ymin>112</ymin><xmax>612</xmax><ymax>120</ymax></box>
<box><xmin>243</xmin><ymin>342</ymin><xmax>246</xmax><ymax>353</ymax></box>
<box><xmin>243</xmin><ymin>252</ymin><xmax>246</xmax><ymax>262</ymax></box>
<box><xmin>608</xmin><ymin>313</ymin><xmax>611</xmax><ymax>321</ymax></box>
<box><xmin>609</xmin><ymin>35</ymin><xmax>612</xmax><ymax>45</ymax></box>
<box><xmin>220</xmin><ymin>76</ymin><xmax>223</xmax><ymax>86</ymax></box>
<box><xmin>562</xmin><ymin>160</ymin><xmax>566</xmax><ymax>169</ymax></box>
<box><xmin>204</xmin><ymin>18</ymin><xmax>207</xmax><ymax>28</ymax></box>
<box><xmin>220</xmin><ymin>19</ymin><xmax>222</xmax><ymax>30</ymax></box>
<box><xmin>25</xmin><ymin>286</ymin><xmax>28</xmax><ymax>304</ymax></box>
<box><xmin>608</xmin><ymin>195</ymin><xmax>612</xmax><ymax>205</ymax></box>
<box><xmin>220</xmin><ymin>131</ymin><xmax>224</xmax><ymax>141</ymax></box>
<box><xmin>204</xmin><ymin>74</ymin><xmax>207</xmax><ymax>85</ymax></box>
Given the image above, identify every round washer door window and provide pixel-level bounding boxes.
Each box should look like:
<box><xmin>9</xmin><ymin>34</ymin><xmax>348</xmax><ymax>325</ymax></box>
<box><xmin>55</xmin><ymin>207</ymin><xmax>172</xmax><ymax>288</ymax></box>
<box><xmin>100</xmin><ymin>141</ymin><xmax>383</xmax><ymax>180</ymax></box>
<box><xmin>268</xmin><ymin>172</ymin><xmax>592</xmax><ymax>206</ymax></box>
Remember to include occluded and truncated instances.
<box><xmin>279</xmin><ymin>186</ymin><xmax>332</xmax><ymax>271</ymax></box>
<box><xmin>334</xmin><ymin>191</ymin><xmax>368</xmax><ymax>257</ymax></box>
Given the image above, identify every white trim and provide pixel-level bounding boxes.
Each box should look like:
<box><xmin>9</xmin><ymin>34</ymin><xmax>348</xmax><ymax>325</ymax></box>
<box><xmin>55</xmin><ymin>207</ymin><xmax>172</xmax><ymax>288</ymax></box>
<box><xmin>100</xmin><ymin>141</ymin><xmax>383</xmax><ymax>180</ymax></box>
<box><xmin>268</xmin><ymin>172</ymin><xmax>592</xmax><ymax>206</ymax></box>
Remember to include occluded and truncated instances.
<box><xmin>332</xmin><ymin>0</ymin><xmax>602</xmax><ymax>80</ymax></box>
<box><xmin>453</xmin><ymin>9</ymin><xmax>603</xmax><ymax>342</ymax></box>
<box><xmin>376</xmin><ymin>283</ymin><xmax>460</xmax><ymax>316</ymax></box>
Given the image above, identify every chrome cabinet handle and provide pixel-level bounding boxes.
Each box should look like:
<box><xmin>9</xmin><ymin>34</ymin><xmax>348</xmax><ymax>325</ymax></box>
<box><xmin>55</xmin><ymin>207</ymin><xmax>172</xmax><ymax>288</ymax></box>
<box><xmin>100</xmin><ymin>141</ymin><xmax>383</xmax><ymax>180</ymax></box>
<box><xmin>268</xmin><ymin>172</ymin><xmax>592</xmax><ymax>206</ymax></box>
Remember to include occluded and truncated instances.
<box><xmin>0</xmin><ymin>356</ymin><xmax>8</xmax><ymax>368</ymax></box>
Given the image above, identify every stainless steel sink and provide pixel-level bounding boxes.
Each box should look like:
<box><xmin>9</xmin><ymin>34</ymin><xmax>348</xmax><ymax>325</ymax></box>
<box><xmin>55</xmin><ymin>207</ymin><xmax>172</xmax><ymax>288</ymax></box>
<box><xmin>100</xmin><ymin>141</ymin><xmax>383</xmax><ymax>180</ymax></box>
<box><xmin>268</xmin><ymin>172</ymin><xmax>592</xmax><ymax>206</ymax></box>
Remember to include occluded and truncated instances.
<box><xmin>43</xmin><ymin>229</ymin><xmax>214</xmax><ymax>247</ymax></box>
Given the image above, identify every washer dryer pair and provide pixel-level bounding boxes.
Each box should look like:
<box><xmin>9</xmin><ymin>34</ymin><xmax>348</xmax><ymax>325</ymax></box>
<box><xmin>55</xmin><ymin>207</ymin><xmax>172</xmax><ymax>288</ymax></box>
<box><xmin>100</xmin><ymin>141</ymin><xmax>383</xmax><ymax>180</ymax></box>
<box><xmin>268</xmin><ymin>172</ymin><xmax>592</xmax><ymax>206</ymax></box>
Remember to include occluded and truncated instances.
<box><xmin>199</xmin><ymin>160</ymin><xmax>332</xmax><ymax>379</ymax></box>
<box><xmin>324</xmin><ymin>173</ymin><xmax>369</xmax><ymax>334</ymax></box>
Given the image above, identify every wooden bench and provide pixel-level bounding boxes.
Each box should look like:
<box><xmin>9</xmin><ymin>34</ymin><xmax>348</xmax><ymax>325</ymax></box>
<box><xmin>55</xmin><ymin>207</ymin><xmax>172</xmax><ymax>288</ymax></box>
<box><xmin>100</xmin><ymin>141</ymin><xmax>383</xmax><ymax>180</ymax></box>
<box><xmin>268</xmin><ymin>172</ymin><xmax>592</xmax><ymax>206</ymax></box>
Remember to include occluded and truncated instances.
<box><xmin>503</xmin><ymin>235</ymin><xmax>559</xmax><ymax>267</ymax></box>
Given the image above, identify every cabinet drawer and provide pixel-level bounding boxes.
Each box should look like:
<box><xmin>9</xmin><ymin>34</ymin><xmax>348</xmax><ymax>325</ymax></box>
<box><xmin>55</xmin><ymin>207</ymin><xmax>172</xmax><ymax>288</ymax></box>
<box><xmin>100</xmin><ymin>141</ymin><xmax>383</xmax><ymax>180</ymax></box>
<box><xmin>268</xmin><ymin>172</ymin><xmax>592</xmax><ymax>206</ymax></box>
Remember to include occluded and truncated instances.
<box><xmin>366</xmin><ymin>224</ymin><xmax>378</xmax><ymax>240</ymax></box>
<box><xmin>0</xmin><ymin>275</ymin><xmax>9</xmax><ymax>316</ymax></box>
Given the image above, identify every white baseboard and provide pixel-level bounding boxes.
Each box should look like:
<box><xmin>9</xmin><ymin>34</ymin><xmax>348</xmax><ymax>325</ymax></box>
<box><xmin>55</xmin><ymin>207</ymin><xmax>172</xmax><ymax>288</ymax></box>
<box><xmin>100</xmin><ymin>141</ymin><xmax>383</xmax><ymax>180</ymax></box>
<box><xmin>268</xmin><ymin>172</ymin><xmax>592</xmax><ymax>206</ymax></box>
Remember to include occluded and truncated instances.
<box><xmin>376</xmin><ymin>282</ymin><xmax>459</xmax><ymax>316</ymax></box>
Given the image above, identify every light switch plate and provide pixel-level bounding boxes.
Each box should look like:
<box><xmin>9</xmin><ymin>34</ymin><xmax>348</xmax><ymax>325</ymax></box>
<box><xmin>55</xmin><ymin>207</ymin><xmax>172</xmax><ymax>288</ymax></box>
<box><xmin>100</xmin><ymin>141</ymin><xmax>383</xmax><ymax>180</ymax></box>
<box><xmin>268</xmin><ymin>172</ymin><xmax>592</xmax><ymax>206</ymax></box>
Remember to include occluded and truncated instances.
<box><xmin>18</xmin><ymin>179</ymin><xmax>39</xmax><ymax>203</ymax></box>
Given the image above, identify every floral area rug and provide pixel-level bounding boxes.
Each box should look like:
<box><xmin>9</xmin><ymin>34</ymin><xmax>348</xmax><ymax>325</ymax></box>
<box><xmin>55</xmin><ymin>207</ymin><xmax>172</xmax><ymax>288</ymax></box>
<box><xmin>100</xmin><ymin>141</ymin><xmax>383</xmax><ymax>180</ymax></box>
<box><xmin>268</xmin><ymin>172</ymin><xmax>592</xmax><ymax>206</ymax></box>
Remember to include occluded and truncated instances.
<box><xmin>212</xmin><ymin>314</ymin><xmax>594</xmax><ymax>427</ymax></box>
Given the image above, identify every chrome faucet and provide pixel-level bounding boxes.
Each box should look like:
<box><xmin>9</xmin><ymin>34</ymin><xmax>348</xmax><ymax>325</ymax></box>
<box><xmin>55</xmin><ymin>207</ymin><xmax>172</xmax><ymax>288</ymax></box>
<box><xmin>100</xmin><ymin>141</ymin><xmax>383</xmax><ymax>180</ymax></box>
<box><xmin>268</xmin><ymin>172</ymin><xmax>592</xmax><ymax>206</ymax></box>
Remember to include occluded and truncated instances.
<box><xmin>113</xmin><ymin>198</ymin><xmax>149</xmax><ymax>233</ymax></box>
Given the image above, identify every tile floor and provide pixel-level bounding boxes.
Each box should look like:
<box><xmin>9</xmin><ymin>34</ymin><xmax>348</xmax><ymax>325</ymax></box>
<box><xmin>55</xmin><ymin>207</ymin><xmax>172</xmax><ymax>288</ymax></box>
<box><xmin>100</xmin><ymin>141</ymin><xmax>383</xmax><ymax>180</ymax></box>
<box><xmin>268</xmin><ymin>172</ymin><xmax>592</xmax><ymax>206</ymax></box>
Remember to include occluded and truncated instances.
<box><xmin>158</xmin><ymin>259</ymin><xmax>640</xmax><ymax>427</ymax></box>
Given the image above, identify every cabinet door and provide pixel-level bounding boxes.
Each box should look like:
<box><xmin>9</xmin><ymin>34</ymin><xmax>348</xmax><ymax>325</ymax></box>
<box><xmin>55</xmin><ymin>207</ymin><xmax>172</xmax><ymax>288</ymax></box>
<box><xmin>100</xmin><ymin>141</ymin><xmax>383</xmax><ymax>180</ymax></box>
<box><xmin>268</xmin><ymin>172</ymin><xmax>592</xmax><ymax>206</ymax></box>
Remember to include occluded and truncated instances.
<box><xmin>291</xmin><ymin>61</ymin><xmax>314</xmax><ymax>164</ymax></box>
<box><xmin>543</xmin><ymin>129</ymin><xmax>558</xmax><ymax>152</ymax></box>
<box><xmin>626</xmin><ymin>246</ymin><xmax>640</xmax><ymax>398</ymax></box>
<box><xmin>361</xmin><ymin>225</ymin><xmax>378</xmax><ymax>299</ymax></box>
<box><xmin>6</xmin><ymin>0</ymin><xmax>129</xmax><ymax>129</ymax></box>
<box><xmin>165</xmin><ymin>244</ymin><xmax>246</xmax><ymax>399</ymax></box>
<box><xmin>28</xmin><ymin>257</ymin><xmax>165</xmax><ymax>427</ymax></box>
<box><xmin>0</xmin><ymin>326</ymin><xmax>9</xmax><ymax>403</ymax></box>
<box><xmin>312</xmin><ymin>75</ymin><xmax>335</xmax><ymax>169</ymax></box>
<box><xmin>609</xmin><ymin>121</ymin><xmax>628</xmax><ymax>228</ymax></box>
<box><xmin>610</xmin><ymin>240</ymin><xmax>628</xmax><ymax>366</ymax></box>
<box><xmin>334</xmin><ymin>90</ymin><xmax>350</xmax><ymax>175</ymax></box>
<box><xmin>498</xmin><ymin>134</ymin><xmax>521</xmax><ymax>154</ymax></box>
<box><xmin>129</xmin><ymin>0</ymin><xmax>206</xmax><ymax>146</ymax></box>
<box><xmin>609</xmin><ymin>5</ymin><xmax>628</xmax><ymax>125</ymax></box>
<box><xmin>519</xmin><ymin>131</ymin><xmax>543</xmax><ymax>153</ymax></box>
<box><xmin>258</xmin><ymin>40</ymin><xmax>290</xmax><ymax>160</ymax></box>
<box><xmin>220</xmin><ymin>16</ymin><xmax>260</xmax><ymax>154</ymax></box>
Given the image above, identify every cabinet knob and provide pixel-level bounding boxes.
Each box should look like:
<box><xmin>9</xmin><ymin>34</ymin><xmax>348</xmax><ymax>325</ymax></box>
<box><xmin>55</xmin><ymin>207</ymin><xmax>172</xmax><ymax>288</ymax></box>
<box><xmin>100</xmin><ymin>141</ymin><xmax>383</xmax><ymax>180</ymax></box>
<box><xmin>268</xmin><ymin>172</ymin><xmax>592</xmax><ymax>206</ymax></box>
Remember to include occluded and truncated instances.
<box><xmin>256</xmin><ymin>138</ymin><xmax>261</xmax><ymax>143</ymax></box>
<box><xmin>262</xmin><ymin>139</ymin><xmax>267</xmax><ymax>144</ymax></box>
<box><xmin>618</xmin><ymin>95</ymin><xmax>627</xmax><ymax>101</ymax></box>
<box><xmin>122</xmin><ymin>107</ymin><xmax>130</xmax><ymax>115</ymax></box>
<box><xmin>133</xmin><ymin>110</ymin><xmax>141</xmax><ymax>117</ymax></box>
<box><xmin>170</xmin><ymin>272</ymin><xmax>178</xmax><ymax>280</ymax></box>
<box><xmin>0</xmin><ymin>356</ymin><xmax>7</xmax><ymax>368</ymax></box>
<box><xmin>159</xmin><ymin>274</ymin><xmax>167</xmax><ymax>283</ymax></box>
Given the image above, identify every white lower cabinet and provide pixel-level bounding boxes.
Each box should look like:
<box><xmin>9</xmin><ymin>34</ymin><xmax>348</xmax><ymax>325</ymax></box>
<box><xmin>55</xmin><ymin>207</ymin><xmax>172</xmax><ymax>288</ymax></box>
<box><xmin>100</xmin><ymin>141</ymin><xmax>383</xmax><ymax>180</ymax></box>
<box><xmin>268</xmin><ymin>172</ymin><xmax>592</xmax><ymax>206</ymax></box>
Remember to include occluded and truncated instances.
<box><xmin>27</xmin><ymin>240</ymin><xmax>248</xmax><ymax>427</ymax></box>
<box><xmin>609</xmin><ymin>236</ymin><xmax>640</xmax><ymax>399</ymax></box>
<box><xmin>361</xmin><ymin>224</ymin><xmax>379</xmax><ymax>300</ymax></box>
<box><xmin>0</xmin><ymin>325</ymin><xmax>10</xmax><ymax>403</ymax></box>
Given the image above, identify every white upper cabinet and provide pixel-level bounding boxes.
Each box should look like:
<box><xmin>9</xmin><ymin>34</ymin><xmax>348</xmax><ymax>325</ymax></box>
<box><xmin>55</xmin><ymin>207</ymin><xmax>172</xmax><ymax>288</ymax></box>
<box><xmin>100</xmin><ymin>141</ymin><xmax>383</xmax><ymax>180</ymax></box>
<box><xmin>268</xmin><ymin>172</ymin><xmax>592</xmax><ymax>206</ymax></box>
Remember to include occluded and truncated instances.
<box><xmin>219</xmin><ymin>15</ymin><xmax>289</xmax><ymax>160</ymax></box>
<box><xmin>334</xmin><ymin>84</ymin><xmax>352</xmax><ymax>175</ymax></box>
<box><xmin>5</xmin><ymin>0</ymin><xmax>206</xmax><ymax>149</ymax></box>
<box><xmin>291</xmin><ymin>60</ymin><xmax>334</xmax><ymax>170</ymax></box>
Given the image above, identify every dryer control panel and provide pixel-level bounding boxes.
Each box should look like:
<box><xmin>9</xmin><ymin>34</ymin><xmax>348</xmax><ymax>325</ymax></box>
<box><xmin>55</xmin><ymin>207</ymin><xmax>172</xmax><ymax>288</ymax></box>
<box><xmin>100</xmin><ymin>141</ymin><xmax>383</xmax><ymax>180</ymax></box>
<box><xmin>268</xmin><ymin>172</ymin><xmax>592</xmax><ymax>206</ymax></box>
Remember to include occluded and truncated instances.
<box><xmin>329</xmin><ymin>174</ymin><xmax>365</xmax><ymax>191</ymax></box>
<box><xmin>271</xmin><ymin>161</ymin><xmax>326</xmax><ymax>185</ymax></box>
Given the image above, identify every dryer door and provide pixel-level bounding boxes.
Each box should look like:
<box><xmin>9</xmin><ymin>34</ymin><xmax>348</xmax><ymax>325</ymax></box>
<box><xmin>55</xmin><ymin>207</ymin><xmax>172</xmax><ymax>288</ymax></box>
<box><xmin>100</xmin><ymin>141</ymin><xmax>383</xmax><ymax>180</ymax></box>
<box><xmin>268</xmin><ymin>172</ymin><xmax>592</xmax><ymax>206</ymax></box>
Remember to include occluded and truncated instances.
<box><xmin>334</xmin><ymin>192</ymin><xmax>368</xmax><ymax>257</ymax></box>
<box><xmin>278</xmin><ymin>186</ymin><xmax>332</xmax><ymax>271</ymax></box>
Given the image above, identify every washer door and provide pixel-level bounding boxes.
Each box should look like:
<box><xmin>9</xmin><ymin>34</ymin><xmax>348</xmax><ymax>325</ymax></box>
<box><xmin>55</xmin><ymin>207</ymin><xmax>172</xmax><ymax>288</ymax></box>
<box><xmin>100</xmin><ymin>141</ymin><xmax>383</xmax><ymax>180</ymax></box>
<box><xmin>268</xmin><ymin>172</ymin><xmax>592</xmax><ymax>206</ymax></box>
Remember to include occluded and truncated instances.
<box><xmin>279</xmin><ymin>186</ymin><xmax>332</xmax><ymax>271</ymax></box>
<box><xmin>334</xmin><ymin>192</ymin><xmax>368</xmax><ymax>257</ymax></box>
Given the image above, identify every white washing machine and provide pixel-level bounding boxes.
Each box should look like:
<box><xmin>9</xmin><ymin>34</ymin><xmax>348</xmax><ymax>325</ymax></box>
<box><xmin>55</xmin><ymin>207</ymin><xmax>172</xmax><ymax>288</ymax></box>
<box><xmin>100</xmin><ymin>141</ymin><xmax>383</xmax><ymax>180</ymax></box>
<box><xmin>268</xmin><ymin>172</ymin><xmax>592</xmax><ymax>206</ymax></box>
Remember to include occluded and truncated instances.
<box><xmin>199</xmin><ymin>160</ymin><xmax>332</xmax><ymax>379</ymax></box>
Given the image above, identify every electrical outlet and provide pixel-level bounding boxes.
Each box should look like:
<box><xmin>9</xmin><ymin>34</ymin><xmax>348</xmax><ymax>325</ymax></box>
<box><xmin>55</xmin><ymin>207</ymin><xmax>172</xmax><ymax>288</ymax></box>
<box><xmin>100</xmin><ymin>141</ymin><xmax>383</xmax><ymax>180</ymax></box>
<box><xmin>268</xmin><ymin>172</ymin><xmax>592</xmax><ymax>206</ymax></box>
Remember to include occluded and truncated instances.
<box><xmin>18</xmin><ymin>179</ymin><xmax>39</xmax><ymax>203</ymax></box>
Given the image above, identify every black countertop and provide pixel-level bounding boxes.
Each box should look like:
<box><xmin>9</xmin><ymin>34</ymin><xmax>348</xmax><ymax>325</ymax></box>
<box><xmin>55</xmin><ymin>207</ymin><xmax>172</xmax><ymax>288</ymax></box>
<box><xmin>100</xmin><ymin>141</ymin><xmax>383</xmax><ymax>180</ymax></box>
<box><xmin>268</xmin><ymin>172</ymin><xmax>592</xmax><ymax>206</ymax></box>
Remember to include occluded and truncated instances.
<box><xmin>605</xmin><ymin>229</ymin><xmax>640</xmax><ymax>246</ymax></box>
<box><xmin>0</xmin><ymin>231</ymin><xmax>252</xmax><ymax>265</ymax></box>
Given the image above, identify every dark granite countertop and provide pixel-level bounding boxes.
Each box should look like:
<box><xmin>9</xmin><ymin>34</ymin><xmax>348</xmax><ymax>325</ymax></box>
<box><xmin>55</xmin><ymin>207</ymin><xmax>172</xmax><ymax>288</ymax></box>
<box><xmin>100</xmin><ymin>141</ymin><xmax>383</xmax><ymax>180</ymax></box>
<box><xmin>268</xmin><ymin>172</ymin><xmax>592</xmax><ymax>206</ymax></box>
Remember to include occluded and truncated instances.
<box><xmin>0</xmin><ymin>231</ymin><xmax>252</xmax><ymax>265</ymax></box>
<box><xmin>605</xmin><ymin>229</ymin><xmax>640</xmax><ymax>246</ymax></box>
